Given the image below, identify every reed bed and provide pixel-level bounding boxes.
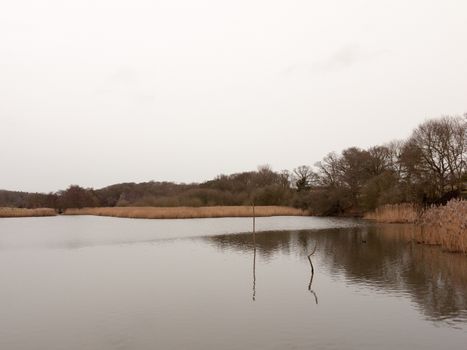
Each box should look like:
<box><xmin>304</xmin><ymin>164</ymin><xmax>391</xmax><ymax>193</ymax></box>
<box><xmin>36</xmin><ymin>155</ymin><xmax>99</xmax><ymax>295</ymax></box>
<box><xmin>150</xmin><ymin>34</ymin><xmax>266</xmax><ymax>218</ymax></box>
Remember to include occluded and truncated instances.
<box><xmin>364</xmin><ymin>203</ymin><xmax>421</xmax><ymax>223</ymax></box>
<box><xmin>415</xmin><ymin>200</ymin><xmax>467</xmax><ymax>253</ymax></box>
<box><xmin>369</xmin><ymin>200</ymin><xmax>467</xmax><ymax>254</ymax></box>
<box><xmin>0</xmin><ymin>207</ymin><xmax>57</xmax><ymax>218</ymax></box>
<box><xmin>64</xmin><ymin>206</ymin><xmax>306</xmax><ymax>219</ymax></box>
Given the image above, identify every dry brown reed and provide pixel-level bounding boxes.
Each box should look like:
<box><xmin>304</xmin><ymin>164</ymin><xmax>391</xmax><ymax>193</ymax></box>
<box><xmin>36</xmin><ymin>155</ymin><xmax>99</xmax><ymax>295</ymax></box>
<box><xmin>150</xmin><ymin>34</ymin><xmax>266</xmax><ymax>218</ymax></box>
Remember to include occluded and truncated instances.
<box><xmin>64</xmin><ymin>206</ymin><xmax>306</xmax><ymax>219</ymax></box>
<box><xmin>369</xmin><ymin>200</ymin><xmax>467</xmax><ymax>254</ymax></box>
<box><xmin>0</xmin><ymin>207</ymin><xmax>57</xmax><ymax>218</ymax></box>
<box><xmin>364</xmin><ymin>203</ymin><xmax>421</xmax><ymax>223</ymax></box>
<box><xmin>416</xmin><ymin>199</ymin><xmax>467</xmax><ymax>253</ymax></box>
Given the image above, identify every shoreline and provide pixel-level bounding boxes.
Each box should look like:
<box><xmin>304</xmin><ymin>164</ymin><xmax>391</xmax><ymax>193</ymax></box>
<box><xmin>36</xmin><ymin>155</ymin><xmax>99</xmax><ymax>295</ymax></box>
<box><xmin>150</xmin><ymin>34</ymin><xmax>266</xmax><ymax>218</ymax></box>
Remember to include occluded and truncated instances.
<box><xmin>364</xmin><ymin>200</ymin><xmax>466</xmax><ymax>254</ymax></box>
<box><xmin>0</xmin><ymin>208</ymin><xmax>57</xmax><ymax>218</ymax></box>
<box><xmin>62</xmin><ymin>206</ymin><xmax>306</xmax><ymax>219</ymax></box>
<box><xmin>3</xmin><ymin>203</ymin><xmax>465</xmax><ymax>255</ymax></box>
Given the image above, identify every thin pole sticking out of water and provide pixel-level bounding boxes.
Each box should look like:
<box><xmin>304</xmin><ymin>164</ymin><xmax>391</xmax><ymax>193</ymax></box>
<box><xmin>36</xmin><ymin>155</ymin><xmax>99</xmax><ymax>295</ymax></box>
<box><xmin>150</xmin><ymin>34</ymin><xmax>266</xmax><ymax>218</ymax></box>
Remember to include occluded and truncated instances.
<box><xmin>252</xmin><ymin>203</ymin><xmax>256</xmax><ymax>238</ymax></box>
<box><xmin>252</xmin><ymin>202</ymin><xmax>256</xmax><ymax>301</ymax></box>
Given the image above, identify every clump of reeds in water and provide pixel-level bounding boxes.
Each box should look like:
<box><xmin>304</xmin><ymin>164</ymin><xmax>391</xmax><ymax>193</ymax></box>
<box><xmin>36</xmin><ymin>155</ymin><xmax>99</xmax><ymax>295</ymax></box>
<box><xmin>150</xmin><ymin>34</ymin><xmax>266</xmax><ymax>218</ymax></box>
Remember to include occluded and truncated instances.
<box><xmin>415</xmin><ymin>199</ymin><xmax>467</xmax><ymax>254</ymax></box>
<box><xmin>64</xmin><ymin>206</ymin><xmax>306</xmax><ymax>219</ymax></box>
<box><xmin>364</xmin><ymin>203</ymin><xmax>421</xmax><ymax>223</ymax></box>
<box><xmin>0</xmin><ymin>207</ymin><xmax>57</xmax><ymax>218</ymax></box>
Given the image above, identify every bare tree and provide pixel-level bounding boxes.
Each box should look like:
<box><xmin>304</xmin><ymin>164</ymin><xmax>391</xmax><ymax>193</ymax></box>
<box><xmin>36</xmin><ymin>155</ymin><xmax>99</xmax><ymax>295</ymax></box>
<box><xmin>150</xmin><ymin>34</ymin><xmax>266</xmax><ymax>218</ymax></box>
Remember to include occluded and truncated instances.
<box><xmin>293</xmin><ymin>165</ymin><xmax>316</xmax><ymax>191</ymax></box>
<box><xmin>407</xmin><ymin>116</ymin><xmax>466</xmax><ymax>198</ymax></box>
<box><xmin>315</xmin><ymin>152</ymin><xmax>341</xmax><ymax>187</ymax></box>
<box><xmin>368</xmin><ymin>145</ymin><xmax>392</xmax><ymax>176</ymax></box>
<box><xmin>386</xmin><ymin>140</ymin><xmax>405</xmax><ymax>177</ymax></box>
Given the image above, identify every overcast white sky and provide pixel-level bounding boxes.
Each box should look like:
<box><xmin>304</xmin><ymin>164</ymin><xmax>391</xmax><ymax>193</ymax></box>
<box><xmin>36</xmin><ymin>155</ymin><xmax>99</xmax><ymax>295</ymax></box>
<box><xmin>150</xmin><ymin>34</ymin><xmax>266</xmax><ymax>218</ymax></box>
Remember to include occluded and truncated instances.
<box><xmin>1</xmin><ymin>0</ymin><xmax>466</xmax><ymax>192</ymax></box>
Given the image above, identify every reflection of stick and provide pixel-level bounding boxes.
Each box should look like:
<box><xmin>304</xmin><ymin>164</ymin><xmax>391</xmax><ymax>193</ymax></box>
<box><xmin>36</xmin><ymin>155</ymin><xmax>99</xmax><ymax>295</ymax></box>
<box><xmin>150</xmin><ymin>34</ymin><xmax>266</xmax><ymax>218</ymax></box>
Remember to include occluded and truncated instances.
<box><xmin>308</xmin><ymin>242</ymin><xmax>317</xmax><ymax>257</ymax></box>
<box><xmin>307</xmin><ymin>242</ymin><xmax>317</xmax><ymax>278</ymax></box>
<box><xmin>309</xmin><ymin>289</ymin><xmax>318</xmax><ymax>305</ymax></box>
<box><xmin>253</xmin><ymin>245</ymin><xmax>256</xmax><ymax>301</ymax></box>
<box><xmin>308</xmin><ymin>261</ymin><xmax>314</xmax><ymax>287</ymax></box>
<box><xmin>307</xmin><ymin>254</ymin><xmax>314</xmax><ymax>289</ymax></box>
<box><xmin>307</xmin><ymin>242</ymin><xmax>318</xmax><ymax>304</ymax></box>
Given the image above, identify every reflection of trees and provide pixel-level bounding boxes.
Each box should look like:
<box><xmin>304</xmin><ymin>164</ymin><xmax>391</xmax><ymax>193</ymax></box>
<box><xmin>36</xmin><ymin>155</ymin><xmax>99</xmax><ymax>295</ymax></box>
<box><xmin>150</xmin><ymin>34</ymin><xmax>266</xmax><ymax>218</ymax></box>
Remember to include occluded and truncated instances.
<box><xmin>207</xmin><ymin>230</ymin><xmax>301</xmax><ymax>260</ymax></box>
<box><xmin>373</xmin><ymin>225</ymin><xmax>467</xmax><ymax>322</ymax></box>
<box><xmin>204</xmin><ymin>226</ymin><xmax>467</xmax><ymax>323</ymax></box>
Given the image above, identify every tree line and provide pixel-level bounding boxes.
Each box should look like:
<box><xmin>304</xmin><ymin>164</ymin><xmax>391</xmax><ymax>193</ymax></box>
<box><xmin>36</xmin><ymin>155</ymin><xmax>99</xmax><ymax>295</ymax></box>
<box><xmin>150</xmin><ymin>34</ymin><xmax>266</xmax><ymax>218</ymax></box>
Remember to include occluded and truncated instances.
<box><xmin>1</xmin><ymin>115</ymin><xmax>465</xmax><ymax>216</ymax></box>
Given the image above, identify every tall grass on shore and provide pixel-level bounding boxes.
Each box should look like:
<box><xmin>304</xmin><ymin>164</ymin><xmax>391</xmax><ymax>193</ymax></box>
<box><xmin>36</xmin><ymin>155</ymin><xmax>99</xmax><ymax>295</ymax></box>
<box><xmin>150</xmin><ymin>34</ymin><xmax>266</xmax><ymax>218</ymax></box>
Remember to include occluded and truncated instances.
<box><xmin>366</xmin><ymin>200</ymin><xmax>467</xmax><ymax>254</ymax></box>
<box><xmin>0</xmin><ymin>207</ymin><xmax>57</xmax><ymax>218</ymax></box>
<box><xmin>363</xmin><ymin>203</ymin><xmax>421</xmax><ymax>223</ymax></box>
<box><xmin>64</xmin><ymin>206</ymin><xmax>306</xmax><ymax>219</ymax></box>
<box><xmin>416</xmin><ymin>200</ymin><xmax>467</xmax><ymax>253</ymax></box>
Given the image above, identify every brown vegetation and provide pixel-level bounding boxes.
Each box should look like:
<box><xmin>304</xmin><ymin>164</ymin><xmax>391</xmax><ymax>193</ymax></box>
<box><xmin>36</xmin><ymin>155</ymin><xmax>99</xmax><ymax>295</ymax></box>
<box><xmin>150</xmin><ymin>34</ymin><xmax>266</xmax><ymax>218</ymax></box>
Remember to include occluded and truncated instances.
<box><xmin>363</xmin><ymin>203</ymin><xmax>421</xmax><ymax>223</ymax></box>
<box><xmin>63</xmin><ymin>206</ymin><xmax>306</xmax><ymax>219</ymax></box>
<box><xmin>367</xmin><ymin>200</ymin><xmax>467</xmax><ymax>253</ymax></box>
<box><xmin>416</xmin><ymin>199</ymin><xmax>467</xmax><ymax>253</ymax></box>
<box><xmin>0</xmin><ymin>207</ymin><xmax>57</xmax><ymax>218</ymax></box>
<box><xmin>1</xmin><ymin>115</ymin><xmax>465</xmax><ymax>216</ymax></box>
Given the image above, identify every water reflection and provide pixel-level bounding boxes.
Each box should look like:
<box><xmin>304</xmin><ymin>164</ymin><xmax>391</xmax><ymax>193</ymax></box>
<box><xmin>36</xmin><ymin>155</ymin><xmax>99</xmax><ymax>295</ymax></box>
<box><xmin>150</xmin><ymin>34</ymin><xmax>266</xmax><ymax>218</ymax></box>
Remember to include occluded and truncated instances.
<box><xmin>252</xmin><ymin>216</ymin><xmax>256</xmax><ymax>301</ymax></box>
<box><xmin>205</xmin><ymin>225</ymin><xmax>467</xmax><ymax>325</ymax></box>
<box><xmin>2</xmin><ymin>217</ymin><xmax>466</xmax><ymax>350</ymax></box>
<box><xmin>307</xmin><ymin>242</ymin><xmax>318</xmax><ymax>304</ymax></box>
<box><xmin>252</xmin><ymin>243</ymin><xmax>256</xmax><ymax>301</ymax></box>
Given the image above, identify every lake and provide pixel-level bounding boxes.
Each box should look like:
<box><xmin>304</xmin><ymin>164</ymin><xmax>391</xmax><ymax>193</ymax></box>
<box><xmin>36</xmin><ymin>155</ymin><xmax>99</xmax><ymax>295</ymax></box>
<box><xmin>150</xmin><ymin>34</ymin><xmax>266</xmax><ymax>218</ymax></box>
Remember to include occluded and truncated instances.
<box><xmin>0</xmin><ymin>216</ymin><xmax>466</xmax><ymax>349</ymax></box>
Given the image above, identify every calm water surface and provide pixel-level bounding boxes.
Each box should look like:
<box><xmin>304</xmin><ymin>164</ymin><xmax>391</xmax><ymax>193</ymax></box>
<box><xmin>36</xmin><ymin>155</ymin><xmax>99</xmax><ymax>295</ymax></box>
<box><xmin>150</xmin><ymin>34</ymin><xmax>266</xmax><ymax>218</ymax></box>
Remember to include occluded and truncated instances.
<box><xmin>0</xmin><ymin>216</ymin><xmax>466</xmax><ymax>350</ymax></box>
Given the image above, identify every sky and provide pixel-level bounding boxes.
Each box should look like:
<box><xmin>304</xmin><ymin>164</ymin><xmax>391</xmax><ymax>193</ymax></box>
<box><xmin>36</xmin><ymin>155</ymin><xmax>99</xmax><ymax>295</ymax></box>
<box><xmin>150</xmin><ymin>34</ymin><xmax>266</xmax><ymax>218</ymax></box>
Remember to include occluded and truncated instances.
<box><xmin>1</xmin><ymin>0</ymin><xmax>466</xmax><ymax>193</ymax></box>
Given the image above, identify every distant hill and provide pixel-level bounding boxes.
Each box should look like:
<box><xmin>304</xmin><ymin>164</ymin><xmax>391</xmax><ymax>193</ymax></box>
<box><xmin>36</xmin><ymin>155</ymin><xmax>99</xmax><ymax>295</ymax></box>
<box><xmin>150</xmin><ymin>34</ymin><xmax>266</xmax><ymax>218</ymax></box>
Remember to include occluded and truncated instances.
<box><xmin>2</xmin><ymin>116</ymin><xmax>465</xmax><ymax>216</ymax></box>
